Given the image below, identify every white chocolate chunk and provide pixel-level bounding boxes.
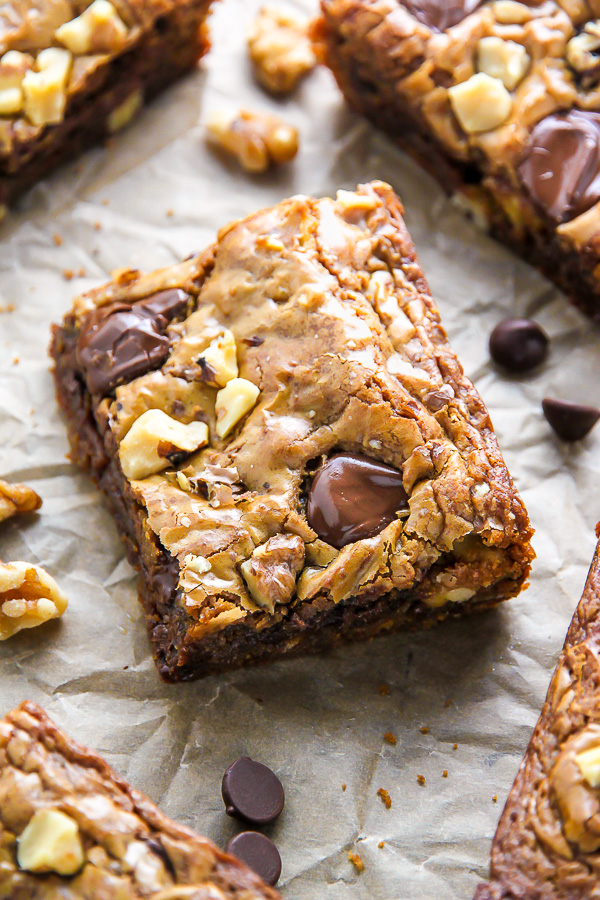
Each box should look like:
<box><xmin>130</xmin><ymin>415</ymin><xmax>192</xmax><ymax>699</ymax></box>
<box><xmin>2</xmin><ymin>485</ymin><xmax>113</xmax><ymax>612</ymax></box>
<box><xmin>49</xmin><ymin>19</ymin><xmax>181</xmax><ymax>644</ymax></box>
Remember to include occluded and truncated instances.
<box><xmin>56</xmin><ymin>0</ymin><xmax>128</xmax><ymax>55</ymax></box>
<box><xmin>0</xmin><ymin>87</ymin><xmax>23</xmax><ymax>115</ymax></box>
<box><xmin>119</xmin><ymin>410</ymin><xmax>209</xmax><ymax>481</ymax></box>
<box><xmin>477</xmin><ymin>37</ymin><xmax>530</xmax><ymax>91</ymax></box>
<box><xmin>17</xmin><ymin>809</ymin><xmax>84</xmax><ymax>875</ymax></box>
<box><xmin>448</xmin><ymin>73</ymin><xmax>512</xmax><ymax>134</ymax></box>
<box><xmin>0</xmin><ymin>50</ymin><xmax>32</xmax><ymax>113</ymax></box>
<box><xmin>575</xmin><ymin>746</ymin><xmax>600</xmax><ymax>788</ymax></box>
<box><xmin>197</xmin><ymin>328</ymin><xmax>239</xmax><ymax>387</ymax></box>
<box><xmin>0</xmin><ymin>561</ymin><xmax>67</xmax><ymax>641</ymax></box>
<box><xmin>22</xmin><ymin>48</ymin><xmax>72</xmax><ymax>126</ymax></box>
<box><xmin>106</xmin><ymin>88</ymin><xmax>142</xmax><ymax>132</ymax></box>
<box><xmin>215</xmin><ymin>378</ymin><xmax>260</xmax><ymax>438</ymax></box>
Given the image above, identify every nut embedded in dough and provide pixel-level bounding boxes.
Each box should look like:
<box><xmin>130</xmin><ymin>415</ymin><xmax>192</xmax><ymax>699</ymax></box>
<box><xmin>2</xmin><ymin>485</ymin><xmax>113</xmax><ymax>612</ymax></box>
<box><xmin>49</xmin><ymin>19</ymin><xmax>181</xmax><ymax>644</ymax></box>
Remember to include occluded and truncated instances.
<box><xmin>477</xmin><ymin>36</ymin><xmax>530</xmax><ymax>91</ymax></box>
<box><xmin>17</xmin><ymin>809</ymin><xmax>84</xmax><ymax>875</ymax></box>
<box><xmin>22</xmin><ymin>48</ymin><xmax>72</xmax><ymax>127</ymax></box>
<box><xmin>118</xmin><ymin>409</ymin><xmax>209</xmax><ymax>480</ymax></box>
<box><xmin>55</xmin><ymin>0</ymin><xmax>129</xmax><ymax>56</ymax></box>
<box><xmin>448</xmin><ymin>73</ymin><xmax>513</xmax><ymax>135</ymax></box>
<box><xmin>240</xmin><ymin>534</ymin><xmax>305</xmax><ymax>613</ymax></box>
<box><xmin>215</xmin><ymin>377</ymin><xmax>260</xmax><ymax>438</ymax></box>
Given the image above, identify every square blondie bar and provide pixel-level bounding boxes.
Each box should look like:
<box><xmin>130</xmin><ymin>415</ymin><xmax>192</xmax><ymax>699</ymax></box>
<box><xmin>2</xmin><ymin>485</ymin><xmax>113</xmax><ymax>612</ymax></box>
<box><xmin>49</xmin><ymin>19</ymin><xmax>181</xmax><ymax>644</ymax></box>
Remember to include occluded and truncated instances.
<box><xmin>51</xmin><ymin>181</ymin><xmax>533</xmax><ymax>681</ymax></box>
<box><xmin>316</xmin><ymin>1</ymin><xmax>600</xmax><ymax>319</ymax></box>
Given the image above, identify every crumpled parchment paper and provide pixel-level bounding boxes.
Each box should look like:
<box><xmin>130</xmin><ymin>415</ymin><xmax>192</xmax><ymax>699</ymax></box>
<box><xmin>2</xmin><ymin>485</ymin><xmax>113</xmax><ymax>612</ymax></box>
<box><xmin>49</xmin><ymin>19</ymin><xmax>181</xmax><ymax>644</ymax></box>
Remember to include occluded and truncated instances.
<box><xmin>1</xmin><ymin>1</ymin><xmax>600</xmax><ymax>897</ymax></box>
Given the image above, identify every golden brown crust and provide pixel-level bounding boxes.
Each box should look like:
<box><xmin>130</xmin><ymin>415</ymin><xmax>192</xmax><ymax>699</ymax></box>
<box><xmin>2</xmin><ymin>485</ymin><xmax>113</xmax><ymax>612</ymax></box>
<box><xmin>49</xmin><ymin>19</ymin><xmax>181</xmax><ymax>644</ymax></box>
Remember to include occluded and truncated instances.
<box><xmin>0</xmin><ymin>701</ymin><xmax>280</xmax><ymax>899</ymax></box>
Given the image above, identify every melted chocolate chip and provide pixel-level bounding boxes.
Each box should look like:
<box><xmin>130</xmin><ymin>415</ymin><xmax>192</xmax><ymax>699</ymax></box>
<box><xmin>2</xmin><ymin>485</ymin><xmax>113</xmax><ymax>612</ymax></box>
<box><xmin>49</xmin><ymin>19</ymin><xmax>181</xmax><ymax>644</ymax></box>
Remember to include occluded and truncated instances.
<box><xmin>307</xmin><ymin>453</ymin><xmax>409</xmax><ymax>549</ymax></box>
<box><xmin>77</xmin><ymin>288</ymin><xmax>189</xmax><ymax>395</ymax></box>
<box><xmin>401</xmin><ymin>0</ymin><xmax>484</xmax><ymax>31</ymax></box>
<box><xmin>226</xmin><ymin>832</ymin><xmax>282</xmax><ymax>887</ymax></box>
<box><xmin>518</xmin><ymin>111</ymin><xmax>600</xmax><ymax>222</ymax></box>
<box><xmin>222</xmin><ymin>757</ymin><xmax>285</xmax><ymax>825</ymax></box>
<box><xmin>489</xmin><ymin>318</ymin><xmax>549</xmax><ymax>373</ymax></box>
<box><xmin>542</xmin><ymin>398</ymin><xmax>600</xmax><ymax>441</ymax></box>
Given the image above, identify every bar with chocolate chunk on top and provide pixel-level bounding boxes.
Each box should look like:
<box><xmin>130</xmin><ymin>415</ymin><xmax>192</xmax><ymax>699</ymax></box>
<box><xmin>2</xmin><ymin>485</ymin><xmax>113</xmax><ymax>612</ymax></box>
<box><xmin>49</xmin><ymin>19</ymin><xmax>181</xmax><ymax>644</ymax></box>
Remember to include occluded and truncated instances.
<box><xmin>0</xmin><ymin>701</ymin><xmax>280</xmax><ymax>899</ymax></box>
<box><xmin>314</xmin><ymin>1</ymin><xmax>600</xmax><ymax>319</ymax></box>
<box><xmin>475</xmin><ymin>537</ymin><xmax>600</xmax><ymax>900</ymax></box>
<box><xmin>50</xmin><ymin>181</ymin><xmax>533</xmax><ymax>682</ymax></box>
<box><xmin>0</xmin><ymin>0</ymin><xmax>215</xmax><ymax>214</ymax></box>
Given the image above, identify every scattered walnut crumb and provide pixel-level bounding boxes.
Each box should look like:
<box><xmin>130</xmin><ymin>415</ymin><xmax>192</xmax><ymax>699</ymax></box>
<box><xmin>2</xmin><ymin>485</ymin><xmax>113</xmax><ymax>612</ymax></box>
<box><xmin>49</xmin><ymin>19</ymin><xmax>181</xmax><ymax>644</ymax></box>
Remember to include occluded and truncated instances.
<box><xmin>52</xmin><ymin>233</ymin><xmax>62</xmax><ymax>246</ymax></box>
<box><xmin>453</xmin><ymin>743</ymin><xmax>458</xmax><ymax>751</ymax></box>
<box><xmin>492</xmin><ymin>795</ymin><xmax>498</xmax><ymax>803</ymax></box>
<box><xmin>62</xmin><ymin>269</ymin><xmax>74</xmax><ymax>281</ymax></box>
<box><xmin>420</xmin><ymin>726</ymin><xmax>430</xmax><ymax>734</ymax></box>
<box><xmin>0</xmin><ymin>303</ymin><xmax>15</xmax><ymax>313</ymax></box>
<box><xmin>417</xmin><ymin>775</ymin><xmax>426</xmax><ymax>787</ymax></box>
<box><xmin>442</xmin><ymin>770</ymin><xmax>448</xmax><ymax>778</ymax></box>
<box><xmin>378</xmin><ymin>683</ymin><xmax>390</xmax><ymax>696</ymax></box>
<box><xmin>77</xmin><ymin>267</ymin><xmax>85</xmax><ymax>277</ymax></box>
<box><xmin>377</xmin><ymin>788</ymin><xmax>391</xmax><ymax>809</ymax></box>
<box><xmin>348</xmin><ymin>851</ymin><xmax>364</xmax><ymax>873</ymax></box>
<box><xmin>166</xmin><ymin>209</ymin><xmax>174</xmax><ymax>217</ymax></box>
<box><xmin>342</xmin><ymin>783</ymin><xmax>346</xmax><ymax>792</ymax></box>
<box><xmin>93</xmin><ymin>221</ymin><xmax>102</xmax><ymax>230</ymax></box>
<box><xmin>384</xmin><ymin>731</ymin><xmax>397</xmax><ymax>745</ymax></box>
<box><xmin>12</xmin><ymin>357</ymin><xmax>18</xmax><ymax>365</ymax></box>
<box><xmin>378</xmin><ymin>841</ymin><xmax>385</xmax><ymax>849</ymax></box>
<box><xmin>102</xmin><ymin>199</ymin><xmax>109</xmax><ymax>205</ymax></box>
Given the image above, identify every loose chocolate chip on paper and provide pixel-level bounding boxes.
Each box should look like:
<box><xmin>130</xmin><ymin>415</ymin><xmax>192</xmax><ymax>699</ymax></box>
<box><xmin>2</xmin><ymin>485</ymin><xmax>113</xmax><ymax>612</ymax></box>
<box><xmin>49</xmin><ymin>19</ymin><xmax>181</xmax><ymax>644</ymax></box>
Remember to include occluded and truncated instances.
<box><xmin>226</xmin><ymin>832</ymin><xmax>282</xmax><ymax>887</ymax></box>
<box><xmin>307</xmin><ymin>453</ymin><xmax>409</xmax><ymax>549</ymax></box>
<box><xmin>542</xmin><ymin>398</ymin><xmax>600</xmax><ymax>441</ymax></box>
<box><xmin>401</xmin><ymin>0</ymin><xmax>484</xmax><ymax>31</ymax></box>
<box><xmin>489</xmin><ymin>318</ymin><xmax>549</xmax><ymax>372</ymax></box>
<box><xmin>77</xmin><ymin>288</ymin><xmax>189</xmax><ymax>395</ymax></box>
<box><xmin>222</xmin><ymin>757</ymin><xmax>285</xmax><ymax>825</ymax></box>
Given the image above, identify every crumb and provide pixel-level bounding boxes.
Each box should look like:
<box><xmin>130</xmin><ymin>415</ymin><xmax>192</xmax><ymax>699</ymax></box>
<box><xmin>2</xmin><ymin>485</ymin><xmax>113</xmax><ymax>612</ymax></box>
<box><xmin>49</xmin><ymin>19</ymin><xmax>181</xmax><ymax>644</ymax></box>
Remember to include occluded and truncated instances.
<box><xmin>378</xmin><ymin>841</ymin><xmax>385</xmax><ymax>849</ymax></box>
<box><xmin>453</xmin><ymin>743</ymin><xmax>458</xmax><ymax>750</ymax></box>
<box><xmin>417</xmin><ymin>775</ymin><xmax>426</xmax><ymax>787</ymax></box>
<box><xmin>348</xmin><ymin>851</ymin><xmax>364</xmax><ymax>873</ymax></box>
<box><xmin>94</xmin><ymin>221</ymin><xmax>102</xmax><ymax>230</ymax></box>
<box><xmin>442</xmin><ymin>770</ymin><xmax>448</xmax><ymax>778</ymax></box>
<box><xmin>166</xmin><ymin>209</ymin><xmax>174</xmax><ymax>217</ymax></box>
<box><xmin>102</xmin><ymin>199</ymin><xmax>109</xmax><ymax>205</ymax></box>
<box><xmin>342</xmin><ymin>783</ymin><xmax>347</xmax><ymax>792</ymax></box>
<box><xmin>53</xmin><ymin>233</ymin><xmax>62</xmax><ymax>246</ymax></box>
<box><xmin>77</xmin><ymin>267</ymin><xmax>85</xmax><ymax>277</ymax></box>
<box><xmin>12</xmin><ymin>357</ymin><xmax>18</xmax><ymax>365</ymax></box>
<box><xmin>62</xmin><ymin>269</ymin><xmax>74</xmax><ymax>280</ymax></box>
<box><xmin>7</xmin><ymin>304</ymin><xmax>14</xmax><ymax>312</ymax></box>
<box><xmin>492</xmin><ymin>795</ymin><xmax>498</xmax><ymax>802</ymax></box>
<box><xmin>384</xmin><ymin>731</ymin><xmax>397</xmax><ymax>745</ymax></box>
<box><xmin>123</xmin><ymin>665</ymin><xmax>129</xmax><ymax>670</ymax></box>
<box><xmin>377</xmin><ymin>788</ymin><xmax>391</xmax><ymax>809</ymax></box>
<box><xmin>444</xmin><ymin>699</ymin><xmax>451</xmax><ymax>708</ymax></box>
<box><xmin>378</xmin><ymin>683</ymin><xmax>389</xmax><ymax>696</ymax></box>
<box><xmin>420</xmin><ymin>726</ymin><xmax>430</xmax><ymax>734</ymax></box>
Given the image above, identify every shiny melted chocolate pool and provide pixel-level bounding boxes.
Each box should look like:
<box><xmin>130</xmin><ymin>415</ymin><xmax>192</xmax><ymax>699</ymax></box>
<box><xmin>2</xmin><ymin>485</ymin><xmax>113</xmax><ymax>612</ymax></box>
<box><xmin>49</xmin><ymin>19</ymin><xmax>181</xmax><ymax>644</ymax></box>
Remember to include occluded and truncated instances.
<box><xmin>307</xmin><ymin>452</ymin><xmax>409</xmax><ymax>549</ymax></box>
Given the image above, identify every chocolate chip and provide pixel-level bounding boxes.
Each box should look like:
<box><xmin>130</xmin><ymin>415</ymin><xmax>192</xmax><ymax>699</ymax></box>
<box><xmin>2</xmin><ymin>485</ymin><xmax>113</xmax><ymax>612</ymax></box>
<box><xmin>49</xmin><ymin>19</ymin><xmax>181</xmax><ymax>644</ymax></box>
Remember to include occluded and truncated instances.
<box><xmin>226</xmin><ymin>832</ymin><xmax>282</xmax><ymax>887</ymax></box>
<box><xmin>76</xmin><ymin>288</ymin><xmax>189</xmax><ymax>395</ymax></box>
<box><xmin>542</xmin><ymin>398</ymin><xmax>600</xmax><ymax>441</ymax></box>
<box><xmin>489</xmin><ymin>318</ymin><xmax>549</xmax><ymax>373</ymax></box>
<box><xmin>244</xmin><ymin>336</ymin><xmax>265</xmax><ymax>347</ymax></box>
<box><xmin>307</xmin><ymin>453</ymin><xmax>409</xmax><ymax>549</ymax></box>
<box><xmin>222</xmin><ymin>757</ymin><xmax>285</xmax><ymax>825</ymax></box>
<box><xmin>518</xmin><ymin>111</ymin><xmax>600</xmax><ymax>222</ymax></box>
<box><xmin>401</xmin><ymin>0</ymin><xmax>483</xmax><ymax>31</ymax></box>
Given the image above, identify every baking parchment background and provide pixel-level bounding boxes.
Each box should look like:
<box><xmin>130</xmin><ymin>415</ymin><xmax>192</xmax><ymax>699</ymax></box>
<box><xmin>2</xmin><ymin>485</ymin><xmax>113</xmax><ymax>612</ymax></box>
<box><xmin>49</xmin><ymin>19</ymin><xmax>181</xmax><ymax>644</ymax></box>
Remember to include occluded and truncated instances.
<box><xmin>1</xmin><ymin>0</ymin><xmax>600</xmax><ymax>896</ymax></box>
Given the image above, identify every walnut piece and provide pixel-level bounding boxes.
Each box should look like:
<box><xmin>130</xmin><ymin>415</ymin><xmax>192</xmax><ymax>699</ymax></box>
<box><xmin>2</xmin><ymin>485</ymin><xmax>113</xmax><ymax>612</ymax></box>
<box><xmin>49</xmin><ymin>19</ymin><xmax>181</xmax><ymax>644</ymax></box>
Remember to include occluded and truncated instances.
<box><xmin>207</xmin><ymin>109</ymin><xmax>299</xmax><ymax>173</ymax></box>
<box><xmin>55</xmin><ymin>0</ymin><xmax>128</xmax><ymax>56</ymax></box>
<box><xmin>567</xmin><ymin>22</ymin><xmax>600</xmax><ymax>85</ymax></box>
<box><xmin>477</xmin><ymin>37</ymin><xmax>530</xmax><ymax>91</ymax></box>
<box><xmin>0</xmin><ymin>561</ymin><xmax>67</xmax><ymax>640</ymax></box>
<box><xmin>17</xmin><ymin>809</ymin><xmax>84</xmax><ymax>876</ymax></box>
<box><xmin>448</xmin><ymin>73</ymin><xmax>512</xmax><ymax>135</ymax></box>
<box><xmin>22</xmin><ymin>48</ymin><xmax>72</xmax><ymax>126</ymax></box>
<box><xmin>0</xmin><ymin>479</ymin><xmax>42</xmax><ymax>523</ymax></box>
<box><xmin>0</xmin><ymin>51</ymin><xmax>33</xmax><ymax>116</ymax></box>
<box><xmin>118</xmin><ymin>410</ymin><xmax>209</xmax><ymax>480</ymax></box>
<box><xmin>240</xmin><ymin>534</ymin><xmax>305</xmax><ymax>613</ymax></box>
<box><xmin>196</xmin><ymin>327</ymin><xmax>239</xmax><ymax>387</ymax></box>
<box><xmin>248</xmin><ymin>4</ymin><xmax>316</xmax><ymax>95</ymax></box>
<box><xmin>215</xmin><ymin>377</ymin><xmax>260</xmax><ymax>438</ymax></box>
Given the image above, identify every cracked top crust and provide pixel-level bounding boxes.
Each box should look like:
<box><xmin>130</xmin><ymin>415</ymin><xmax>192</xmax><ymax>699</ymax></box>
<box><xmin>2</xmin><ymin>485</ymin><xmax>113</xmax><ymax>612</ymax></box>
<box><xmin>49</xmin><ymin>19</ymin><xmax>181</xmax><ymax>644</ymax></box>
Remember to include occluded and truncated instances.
<box><xmin>0</xmin><ymin>701</ymin><xmax>279</xmax><ymax>898</ymax></box>
<box><xmin>65</xmin><ymin>181</ymin><xmax>532</xmax><ymax>640</ymax></box>
<box><xmin>476</xmin><ymin>539</ymin><xmax>600</xmax><ymax>900</ymax></box>
<box><xmin>317</xmin><ymin>0</ymin><xmax>600</xmax><ymax>252</ymax></box>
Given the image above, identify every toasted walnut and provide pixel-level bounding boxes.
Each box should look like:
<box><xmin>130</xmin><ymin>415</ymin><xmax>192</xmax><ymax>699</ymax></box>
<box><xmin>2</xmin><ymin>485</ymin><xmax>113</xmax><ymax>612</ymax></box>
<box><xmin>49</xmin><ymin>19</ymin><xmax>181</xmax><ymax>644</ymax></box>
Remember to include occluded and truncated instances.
<box><xmin>248</xmin><ymin>5</ymin><xmax>316</xmax><ymax>95</ymax></box>
<box><xmin>56</xmin><ymin>0</ymin><xmax>128</xmax><ymax>55</ymax></box>
<box><xmin>118</xmin><ymin>410</ymin><xmax>209</xmax><ymax>481</ymax></box>
<box><xmin>22</xmin><ymin>48</ymin><xmax>72</xmax><ymax>126</ymax></box>
<box><xmin>477</xmin><ymin>37</ymin><xmax>530</xmax><ymax>91</ymax></box>
<box><xmin>0</xmin><ymin>480</ymin><xmax>42</xmax><ymax>523</ymax></box>
<box><xmin>215</xmin><ymin>377</ymin><xmax>260</xmax><ymax>438</ymax></box>
<box><xmin>207</xmin><ymin>110</ymin><xmax>299</xmax><ymax>173</ymax></box>
<box><xmin>567</xmin><ymin>22</ymin><xmax>600</xmax><ymax>85</ymax></box>
<box><xmin>240</xmin><ymin>534</ymin><xmax>305</xmax><ymax>613</ymax></box>
<box><xmin>0</xmin><ymin>561</ymin><xmax>67</xmax><ymax>640</ymax></box>
<box><xmin>550</xmin><ymin>724</ymin><xmax>600</xmax><ymax>853</ymax></box>
<box><xmin>492</xmin><ymin>0</ymin><xmax>531</xmax><ymax>24</ymax></box>
<box><xmin>0</xmin><ymin>51</ymin><xmax>33</xmax><ymax>116</ymax></box>
<box><xmin>197</xmin><ymin>328</ymin><xmax>239</xmax><ymax>387</ymax></box>
<box><xmin>448</xmin><ymin>73</ymin><xmax>512</xmax><ymax>135</ymax></box>
<box><xmin>18</xmin><ymin>809</ymin><xmax>84</xmax><ymax>876</ymax></box>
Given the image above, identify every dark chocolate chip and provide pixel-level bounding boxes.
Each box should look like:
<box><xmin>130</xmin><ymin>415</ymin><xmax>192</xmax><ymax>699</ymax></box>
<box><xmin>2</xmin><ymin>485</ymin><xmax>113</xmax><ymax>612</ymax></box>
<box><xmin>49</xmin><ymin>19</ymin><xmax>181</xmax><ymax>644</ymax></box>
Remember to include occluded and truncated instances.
<box><xmin>518</xmin><ymin>111</ymin><xmax>600</xmax><ymax>222</ymax></box>
<box><xmin>76</xmin><ymin>288</ymin><xmax>189</xmax><ymax>395</ymax></box>
<box><xmin>222</xmin><ymin>757</ymin><xmax>284</xmax><ymax>825</ymax></box>
<box><xmin>542</xmin><ymin>398</ymin><xmax>600</xmax><ymax>441</ymax></box>
<box><xmin>226</xmin><ymin>832</ymin><xmax>282</xmax><ymax>887</ymax></box>
<box><xmin>489</xmin><ymin>318</ymin><xmax>549</xmax><ymax>372</ymax></box>
<box><xmin>307</xmin><ymin>452</ymin><xmax>409</xmax><ymax>549</ymax></box>
<box><xmin>400</xmin><ymin>0</ymin><xmax>484</xmax><ymax>31</ymax></box>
